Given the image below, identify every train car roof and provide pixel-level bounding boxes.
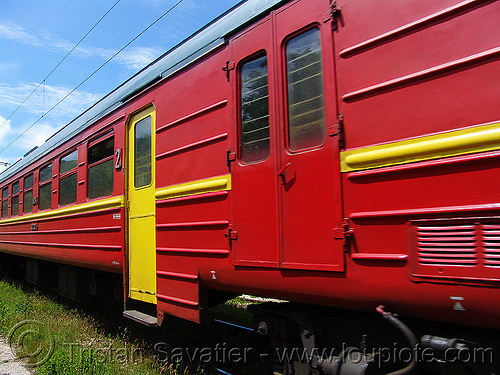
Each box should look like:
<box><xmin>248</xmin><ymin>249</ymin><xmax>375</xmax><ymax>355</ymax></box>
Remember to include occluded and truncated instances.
<box><xmin>0</xmin><ymin>0</ymin><xmax>285</xmax><ymax>183</ymax></box>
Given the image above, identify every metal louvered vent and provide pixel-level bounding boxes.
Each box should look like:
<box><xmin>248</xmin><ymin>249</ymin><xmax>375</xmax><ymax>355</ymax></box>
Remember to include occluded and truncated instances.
<box><xmin>411</xmin><ymin>219</ymin><xmax>500</xmax><ymax>282</ymax></box>
<box><xmin>417</xmin><ymin>224</ymin><xmax>478</xmax><ymax>266</ymax></box>
<box><xmin>482</xmin><ymin>224</ymin><xmax>500</xmax><ymax>268</ymax></box>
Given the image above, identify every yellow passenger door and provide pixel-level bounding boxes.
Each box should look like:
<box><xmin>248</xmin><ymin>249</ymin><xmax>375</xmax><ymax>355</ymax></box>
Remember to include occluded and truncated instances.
<box><xmin>127</xmin><ymin>106</ymin><xmax>156</xmax><ymax>304</ymax></box>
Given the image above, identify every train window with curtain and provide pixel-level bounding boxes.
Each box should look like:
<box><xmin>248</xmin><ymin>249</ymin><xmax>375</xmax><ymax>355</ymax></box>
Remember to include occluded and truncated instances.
<box><xmin>11</xmin><ymin>181</ymin><xmax>19</xmax><ymax>216</ymax></box>
<box><xmin>88</xmin><ymin>136</ymin><xmax>114</xmax><ymax>200</ymax></box>
<box><xmin>134</xmin><ymin>116</ymin><xmax>152</xmax><ymax>188</ymax></box>
<box><xmin>240</xmin><ymin>54</ymin><xmax>270</xmax><ymax>163</ymax></box>
<box><xmin>59</xmin><ymin>150</ymin><xmax>78</xmax><ymax>206</ymax></box>
<box><xmin>23</xmin><ymin>174</ymin><xmax>34</xmax><ymax>214</ymax></box>
<box><xmin>1</xmin><ymin>187</ymin><xmax>8</xmax><ymax>218</ymax></box>
<box><xmin>39</xmin><ymin>164</ymin><xmax>52</xmax><ymax>211</ymax></box>
<box><xmin>285</xmin><ymin>27</ymin><xmax>326</xmax><ymax>151</ymax></box>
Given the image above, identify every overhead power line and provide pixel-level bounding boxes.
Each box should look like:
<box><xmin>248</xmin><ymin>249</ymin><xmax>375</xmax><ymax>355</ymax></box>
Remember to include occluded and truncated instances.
<box><xmin>0</xmin><ymin>0</ymin><xmax>122</xmax><ymax>132</ymax></box>
<box><xmin>0</xmin><ymin>0</ymin><xmax>184</xmax><ymax>157</ymax></box>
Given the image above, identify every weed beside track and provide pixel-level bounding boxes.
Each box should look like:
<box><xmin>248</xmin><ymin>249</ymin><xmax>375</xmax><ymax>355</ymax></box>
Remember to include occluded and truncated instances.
<box><xmin>0</xmin><ymin>280</ymin><xmax>272</xmax><ymax>375</ymax></box>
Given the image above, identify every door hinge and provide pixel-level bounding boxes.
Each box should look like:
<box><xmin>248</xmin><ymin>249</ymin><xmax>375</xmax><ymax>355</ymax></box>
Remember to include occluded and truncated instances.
<box><xmin>333</xmin><ymin>218</ymin><xmax>354</xmax><ymax>246</ymax></box>
<box><xmin>226</xmin><ymin>148</ymin><xmax>236</xmax><ymax>171</ymax></box>
<box><xmin>329</xmin><ymin>0</ymin><xmax>342</xmax><ymax>30</ymax></box>
<box><xmin>222</xmin><ymin>59</ymin><xmax>235</xmax><ymax>81</ymax></box>
<box><xmin>224</xmin><ymin>228</ymin><xmax>238</xmax><ymax>247</ymax></box>
<box><xmin>329</xmin><ymin>114</ymin><xmax>345</xmax><ymax>148</ymax></box>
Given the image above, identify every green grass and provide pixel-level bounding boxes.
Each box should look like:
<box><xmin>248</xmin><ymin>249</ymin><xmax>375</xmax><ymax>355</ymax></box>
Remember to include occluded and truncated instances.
<box><xmin>0</xmin><ymin>280</ymin><xmax>272</xmax><ymax>375</ymax></box>
<box><xmin>0</xmin><ymin>280</ymin><xmax>207</xmax><ymax>375</ymax></box>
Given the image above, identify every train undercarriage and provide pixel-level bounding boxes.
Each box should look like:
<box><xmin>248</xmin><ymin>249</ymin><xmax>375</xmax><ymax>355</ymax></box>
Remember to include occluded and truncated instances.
<box><xmin>250</xmin><ymin>303</ymin><xmax>499</xmax><ymax>375</ymax></box>
<box><xmin>1</xmin><ymin>252</ymin><xmax>498</xmax><ymax>375</ymax></box>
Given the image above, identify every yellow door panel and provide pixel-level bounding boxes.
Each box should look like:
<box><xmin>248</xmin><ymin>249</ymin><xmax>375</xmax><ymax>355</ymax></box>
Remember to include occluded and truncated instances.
<box><xmin>127</xmin><ymin>106</ymin><xmax>157</xmax><ymax>304</ymax></box>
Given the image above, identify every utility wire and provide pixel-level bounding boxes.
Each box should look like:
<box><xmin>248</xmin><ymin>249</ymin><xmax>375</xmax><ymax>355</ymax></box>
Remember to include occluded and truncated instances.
<box><xmin>0</xmin><ymin>0</ymin><xmax>184</xmax><ymax>156</ymax></box>
<box><xmin>0</xmin><ymin>0</ymin><xmax>122</xmax><ymax>132</ymax></box>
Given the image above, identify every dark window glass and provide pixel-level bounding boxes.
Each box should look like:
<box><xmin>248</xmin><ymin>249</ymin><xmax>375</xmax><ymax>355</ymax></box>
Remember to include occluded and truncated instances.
<box><xmin>134</xmin><ymin>116</ymin><xmax>152</xmax><ymax>188</ymax></box>
<box><xmin>240</xmin><ymin>55</ymin><xmax>270</xmax><ymax>163</ymax></box>
<box><xmin>11</xmin><ymin>195</ymin><xmax>19</xmax><ymax>216</ymax></box>
<box><xmin>1</xmin><ymin>200</ymin><xmax>7</xmax><ymax>218</ymax></box>
<box><xmin>60</xmin><ymin>151</ymin><xmax>78</xmax><ymax>175</ymax></box>
<box><xmin>24</xmin><ymin>191</ymin><xmax>33</xmax><ymax>214</ymax></box>
<box><xmin>12</xmin><ymin>182</ymin><xmax>19</xmax><ymax>195</ymax></box>
<box><xmin>88</xmin><ymin>159</ymin><xmax>114</xmax><ymax>199</ymax></box>
<box><xmin>88</xmin><ymin>137</ymin><xmax>114</xmax><ymax>200</ymax></box>
<box><xmin>59</xmin><ymin>173</ymin><xmax>77</xmax><ymax>206</ymax></box>
<box><xmin>1</xmin><ymin>187</ymin><xmax>8</xmax><ymax>218</ymax></box>
<box><xmin>11</xmin><ymin>181</ymin><xmax>19</xmax><ymax>217</ymax></box>
<box><xmin>39</xmin><ymin>164</ymin><xmax>52</xmax><ymax>183</ymax></box>
<box><xmin>285</xmin><ymin>28</ymin><xmax>326</xmax><ymax>151</ymax></box>
<box><xmin>38</xmin><ymin>164</ymin><xmax>52</xmax><ymax>210</ymax></box>
<box><xmin>60</xmin><ymin>151</ymin><xmax>78</xmax><ymax>206</ymax></box>
<box><xmin>24</xmin><ymin>174</ymin><xmax>33</xmax><ymax>190</ymax></box>
<box><xmin>89</xmin><ymin>138</ymin><xmax>114</xmax><ymax>165</ymax></box>
<box><xmin>23</xmin><ymin>174</ymin><xmax>33</xmax><ymax>214</ymax></box>
<box><xmin>39</xmin><ymin>183</ymin><xmax>52</xmax><ymax>210</ymax></box>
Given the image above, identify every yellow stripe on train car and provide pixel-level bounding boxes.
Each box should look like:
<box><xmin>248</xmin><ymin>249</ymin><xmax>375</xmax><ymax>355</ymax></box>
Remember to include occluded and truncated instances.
<box><xmin>340</xmin><ymin>121</ymin><xmax>500</xmax><ymax>172</ymax></box>
<box><xmin>155</xmin><ymin>174</ymin><xmax>232</xmax><ymax>201</ymax></box>
<box><xmin>0</xmin><ymin>196</ymin><xmax>125</xmax><ymax>225</ymax></box>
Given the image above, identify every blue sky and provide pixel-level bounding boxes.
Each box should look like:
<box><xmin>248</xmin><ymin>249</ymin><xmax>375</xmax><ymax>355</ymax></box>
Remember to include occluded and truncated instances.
<box><xmin>0</xmin><ymin>0</ymin><xmax>242</xmax><ymax>174</ymax></box>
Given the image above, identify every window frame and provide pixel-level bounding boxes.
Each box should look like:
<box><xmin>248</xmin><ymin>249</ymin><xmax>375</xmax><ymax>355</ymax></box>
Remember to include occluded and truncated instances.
<box><xmin>133</xmin><ymin>115</ymin><xmax>153</xmax><ymax>190</ymax></box>
<box><xmin>11</xmin><ymin>180</ymin><xmax>20</xmax><ymax>217</ymax></box>
<box><xmin>87</xmin><ymin>133</ymin><xmax>115</xmax><ymax>200</ymax></box>
<box><xmin>237</xmin><ymin>50</ymin><xmax>272</xmax><ymax>165</ymax></box>
<box><xmin>38</xmin><ymin>163</ymin><xmax>53</xmax><ymax>211</ymax></box>
<box><xmin>59</xmin><ymin>150</ymin><xmax>78</xmax><ymax>207</ymax></box>
<box><xmin>1</xmin><ymin>186</ymin><xmax>8</xmax><ymax>219</ymax></box>
<box><xmin>282</xmin><ymin>25</ymin><xmax>327</xmax><ymax>153</ymax></box>
<box><xmin>23</xmin><ymin>173</ymin><xmax>34</xmax><ymax>214</ymax></box>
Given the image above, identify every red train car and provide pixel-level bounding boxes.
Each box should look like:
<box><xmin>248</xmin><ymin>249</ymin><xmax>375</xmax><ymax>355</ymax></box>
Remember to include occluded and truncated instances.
<box><xmin>1</xmin><ymin>0</ymin><xmax>499</xmax><ymax>373</ymax></box>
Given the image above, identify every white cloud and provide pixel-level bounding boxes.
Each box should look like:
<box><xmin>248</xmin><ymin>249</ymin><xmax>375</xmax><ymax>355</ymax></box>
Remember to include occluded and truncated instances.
<box><xmin>16</xmin><ymin>121</ymin><xmax>60</xmax><ymax>151</ymax></box>
<box><xmin>0</xmin><ymin>62</ymin><xmax>19</xmax><ymax>73</ymax></box>
<box><xmin>0</xmin><ymin>116</ymin><xmax>11</xmax><ymax>143</ymax></box>
<box><xmin>115</xmin><ymin>46</ymin><xmax>163</xmax><ymax>71</ymax></box>
<box><xmin>0</xmin><ymin>83</ymin><xmax>103</xmax><ymax>163</ymax></box>
<box><xmin>0</xmin><ymin>82</ymin><xmax>102</xmax><ymax>118</ymax></box>
<box><xmin>0</xmin><ymin>116</ymin><xmax>12</xmax><ymax>174</ymax></box>
<box><xmin>0</xmin><ymin>20</ymin><xmax>162</xmax><ymax>71</ymax></box>
<box><xmin>0</xmin><ymin>21</ymin><xmax>42</xmax><ymax>47</ymax></box>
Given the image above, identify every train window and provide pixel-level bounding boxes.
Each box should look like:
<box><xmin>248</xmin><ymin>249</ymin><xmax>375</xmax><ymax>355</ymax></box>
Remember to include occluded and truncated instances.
<box><xmin>240</xmin><ymin>54</ymin><xmax>270</xmax><ymax>163</ymax></box>
<box><xmin>1</xmin><ymin>187</ymin><xmax>8</xmax><ymax>218</ymax></box>
<box><xmin>88</xmin><ymin>137</ymin><xmax>114</xmax><ymax>199</ymax></box>
<box><xmin>38</xmin><ymin>164</ymin><xmax>52</xmax><ymax>211</ymax></box>
<box><xmin>134</xmin><ymin>116</ymin><xmax>152</xmax><ymax>188</ymax></box>
<box><xmin>23</xmin><ymin>174</ymin><xmax>33</xmax><ymax>214</ymax></box>
<box><xmin>11</xmin><ymin>181</ymin><xmax>19</xmax><ymax>217</ymax></box>
<box><xmin>285</xmin><ymin>27</ymin><xmax>326</xmax><ymax>151</ymax></box>
<box><xmin>59</xmin><ymin>151</ymin><xmax>78</xmax><ymax>206</ymax></box>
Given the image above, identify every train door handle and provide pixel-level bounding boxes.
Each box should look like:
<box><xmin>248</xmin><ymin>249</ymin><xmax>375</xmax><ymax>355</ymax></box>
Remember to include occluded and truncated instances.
<box><xmin>278</xmin><ymin>163</ymin><xmax>295</xmax><ymax>185</ymax></box>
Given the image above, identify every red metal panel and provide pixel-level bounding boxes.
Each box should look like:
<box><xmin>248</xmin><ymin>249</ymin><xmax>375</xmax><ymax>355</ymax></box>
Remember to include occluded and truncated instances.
<box><xmin>336</xmin><ymin>0</ymin><xmax>500</xmax><ymax>148</ymax></box>
<box><xmin>194</xmin><ymin>0</ymin><xmax>500</xmax><ymax>330</ymax></box>
<box><xmin>1</xmin><ymin>0</ymin><xmax>499</xmax><ymax>332</ymax></box>
<box><xmin>230</xmin><ymin>16</ymin><xmax>280</xmax><ymax>267</ymax></box>
<box><xmin>0</xmin><ymin>207</ymin><xmax>125</xmax><ymax>272</ymax></box>
<box><xmin>0</xmin><ymin>116</ymin><xmax>127</xmax><ymax>272</ymax></box>
<box><xmin>333</xmin><ymin>0</ymin><xmax>500</xmax><ymax>329</ymax></box>
<box><xmin>153</xmin><ymin>49</ymin><xmax>233</xmax><ymax>322</ymax></box>
<box><xmin>154</xmin><ymin>52</ymin><xmax>231</xmax><ymax>189</ymax></box>
<box><xmin>274</xmin><ymin>0</ymin><xmax>344</xmax><ymax>271</ymax></box>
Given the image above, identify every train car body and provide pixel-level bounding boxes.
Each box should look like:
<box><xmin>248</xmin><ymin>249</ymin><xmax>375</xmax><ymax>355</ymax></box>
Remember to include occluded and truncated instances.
<box><xmin>1</xmin><ymin>0</ymin><xmax>499</xmax><ymax>373</ymax></box>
